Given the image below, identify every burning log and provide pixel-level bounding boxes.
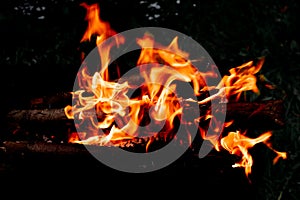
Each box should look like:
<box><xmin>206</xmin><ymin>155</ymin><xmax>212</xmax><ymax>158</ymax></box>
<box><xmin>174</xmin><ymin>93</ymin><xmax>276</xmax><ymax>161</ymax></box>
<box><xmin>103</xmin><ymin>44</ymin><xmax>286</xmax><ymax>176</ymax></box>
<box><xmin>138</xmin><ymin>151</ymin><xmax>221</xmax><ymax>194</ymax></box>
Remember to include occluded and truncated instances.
<box><xmin>0</xmin><ymin>141</ymin><xmax>117</xmax><ymax>176</ymax></box>
<box><xmin>0</xmin><ymin>138</ymin><xmax>195</xmax><ymax>170</ymax></box>
<box><xmin>6</xmin><ymin>99</ymin><xmax>284</xmax><ymax>128</ymax></box>
<box><xmin>0</xmin><ymin>139</ymin><xmax>174</xmax><ymax>156</ymax></box>
<box><xmin>0</xmin><ymin>140</ymin><xmax>236</xmax><ymax>179</ymax></box>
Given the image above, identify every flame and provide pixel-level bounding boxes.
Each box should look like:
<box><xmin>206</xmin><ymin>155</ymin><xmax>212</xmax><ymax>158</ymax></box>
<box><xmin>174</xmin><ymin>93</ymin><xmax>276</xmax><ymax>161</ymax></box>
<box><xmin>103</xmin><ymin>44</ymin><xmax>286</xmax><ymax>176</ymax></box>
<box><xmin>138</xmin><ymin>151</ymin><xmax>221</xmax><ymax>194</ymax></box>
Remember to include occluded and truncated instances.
<box><xmin>68</xmin><ymin>132</ymin><xmax>81</xmax><ymax>143</ymax></box>
<box><xmin>217</xmin><ymin>131</ymin><xmax>287</xmax><ymax>178</ymax></box>
<box><xmin>264</xmin><ymin>140</ymin><xmax>288</xmax><ymax>164</ymax></box>
<box><xmin>64</xmin><ymin>2</ymin><xmax>287</xmax><ymax>178</ymax></box>
<box><xmin>80</xmin><ymin>2</ymin><xmax>125</xmax><ymax>80</ymax></box>
<box><xmin>217</xmin><ymin>57</ymin><xmax>264</xmax><ymax>101</ymax></box>
<box><xmin>80</xmin><ymin>2</ymin><xmax>116</xmax><ymax>45</ymax></box>
<box><xmin>136</xmin><ymin>34</ymin><xmax>206</xmax><ymax>96</ymax></box>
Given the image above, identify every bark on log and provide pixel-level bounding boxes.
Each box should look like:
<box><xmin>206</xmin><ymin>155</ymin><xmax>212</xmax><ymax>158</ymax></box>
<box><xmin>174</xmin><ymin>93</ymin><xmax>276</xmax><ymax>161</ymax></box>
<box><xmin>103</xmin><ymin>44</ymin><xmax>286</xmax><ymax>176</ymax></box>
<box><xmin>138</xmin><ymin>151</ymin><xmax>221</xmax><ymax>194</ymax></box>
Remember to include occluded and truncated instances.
<box><xmin>6</xmin><ymin>100</ymin><xmax>285</xmax><ymax>128</ymax></box>
<box><xmin>28</xmin><ymin>92</ymin><xmax>72</xmax><ymax>109</ymax></box>
<box><xmin>0</xmin><ymin>140</ymin><xmax>257</xmax><ymax>198</ymax></box>
<box><xmin>0</xmin><ymin>139</ymin><xmax>190</xmax><ymax>157</ymax></box>
<box><xmin>226</xmin><ymin>100</ymin><xmax>284</xmax><ymax>129</ymax></box>
<box><xmin>0</xmin><ymin>140</ymin><xmax>236</xmax><ymax>179</ymax></box>
<box><xmin>1</xmin><ymin>141</ymin><xmax>89</xmax><ymax>156</ymax></box>
<box><xmin>7</xmin><ymin>108</ymin><xmax>69</xmax><ymax>122</ymax></box>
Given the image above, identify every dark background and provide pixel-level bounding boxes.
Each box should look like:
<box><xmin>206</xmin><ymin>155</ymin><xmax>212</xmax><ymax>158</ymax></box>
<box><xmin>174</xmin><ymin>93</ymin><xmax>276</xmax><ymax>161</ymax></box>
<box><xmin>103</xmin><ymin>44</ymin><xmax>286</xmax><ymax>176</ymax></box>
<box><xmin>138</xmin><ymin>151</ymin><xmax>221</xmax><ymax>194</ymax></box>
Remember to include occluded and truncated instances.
<box><xmin>0</xmin><ymin>0</ymin><xmax>299</xmax><ymax>199</ymax></box>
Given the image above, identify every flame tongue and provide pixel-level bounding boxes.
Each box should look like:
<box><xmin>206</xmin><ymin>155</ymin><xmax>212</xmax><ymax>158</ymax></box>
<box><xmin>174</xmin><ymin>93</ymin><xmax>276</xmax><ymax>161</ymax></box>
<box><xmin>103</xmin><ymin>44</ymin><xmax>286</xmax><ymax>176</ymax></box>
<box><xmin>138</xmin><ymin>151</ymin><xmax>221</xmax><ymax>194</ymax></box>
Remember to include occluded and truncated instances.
<box><xmin>218</xmin><ymin>57</ymin><xmax>265</xmax><ymax>101</ymax></box>
<box><xmin>218</xmin><ymin>131</ymin><xmax>287</xmax><ymax>178</ymax></box>
<box><xmin>80</xmin><ymin>2</ymin><xmax>116</xmax><ymax>45</ymax></box>
<box><xmin>80</xmin><ymin>2</ymin><xmax>125</xmax><ymax>80</ymax></box>
<box><xmin>137</xmin><ymin>34</ymin><xmax>205</xmax><ymax>96</ymax></box>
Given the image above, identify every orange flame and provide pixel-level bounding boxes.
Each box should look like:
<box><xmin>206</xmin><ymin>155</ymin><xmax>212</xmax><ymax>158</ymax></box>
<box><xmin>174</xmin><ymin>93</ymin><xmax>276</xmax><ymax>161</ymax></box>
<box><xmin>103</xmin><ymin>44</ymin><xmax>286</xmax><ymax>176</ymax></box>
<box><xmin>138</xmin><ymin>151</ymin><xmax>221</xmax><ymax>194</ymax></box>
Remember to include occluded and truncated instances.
<box><xmin>136</xmin><ymin>34</ymin><xmax>205</xmax><ymax>96</ymax></box>
<box><xmin>217</xmin><ymin>131</ymin><xmax>287</xmax><ymax>178</ymax></box>
<box><xmin>80</xmin><ymin>2</ymin><xmax>124</xmax><ymax>80</ymax></box>
<box><xmin>217</xmin><ymin>57</ymin><xmax>264</xmax><ymax>101</ymax></box>
<box><xmin>64</xmin><ymin>2</ymin><xmax>287</xmax><ymax>177</ymax></box>
<box><xmin>80</xmin><ymin>2</ymin><xmax>116</xmax><ymax>45</ymax></box>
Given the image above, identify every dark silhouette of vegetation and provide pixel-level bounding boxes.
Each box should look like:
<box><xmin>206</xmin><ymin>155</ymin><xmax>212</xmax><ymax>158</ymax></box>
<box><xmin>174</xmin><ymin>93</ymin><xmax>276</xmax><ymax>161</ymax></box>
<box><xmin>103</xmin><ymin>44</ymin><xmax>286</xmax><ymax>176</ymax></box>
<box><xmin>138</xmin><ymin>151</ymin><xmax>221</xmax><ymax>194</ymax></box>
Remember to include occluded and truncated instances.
<box><xmin>0</xmin><ymin>0</ymin><xmax>299</xmax><ymax>199</ymax></box>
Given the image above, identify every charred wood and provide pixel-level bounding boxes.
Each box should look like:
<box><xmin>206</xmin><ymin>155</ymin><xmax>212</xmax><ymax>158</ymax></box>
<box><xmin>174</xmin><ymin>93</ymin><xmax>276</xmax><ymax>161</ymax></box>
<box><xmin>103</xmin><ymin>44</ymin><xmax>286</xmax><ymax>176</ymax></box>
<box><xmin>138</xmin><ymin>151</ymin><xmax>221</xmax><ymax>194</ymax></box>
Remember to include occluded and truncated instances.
<box><xmin>6</xmin><ymin>100</ymin><xmax>285</xmax><ymax>128</ymax></box>
<box><xmin>226</xmin><ymin>99</ymin><xmax>284</xmax><ymax>129</ymax></box>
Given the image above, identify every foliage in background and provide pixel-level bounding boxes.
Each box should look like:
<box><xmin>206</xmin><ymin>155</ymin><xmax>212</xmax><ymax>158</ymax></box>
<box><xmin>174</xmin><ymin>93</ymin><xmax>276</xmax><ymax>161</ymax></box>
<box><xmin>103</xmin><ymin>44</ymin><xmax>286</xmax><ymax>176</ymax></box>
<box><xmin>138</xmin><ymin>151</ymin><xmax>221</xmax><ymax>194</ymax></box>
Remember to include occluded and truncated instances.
<box><xmin>0</xmin><ymin>0</ymin><xmax>299</xmax><ymax>199</ymax></box>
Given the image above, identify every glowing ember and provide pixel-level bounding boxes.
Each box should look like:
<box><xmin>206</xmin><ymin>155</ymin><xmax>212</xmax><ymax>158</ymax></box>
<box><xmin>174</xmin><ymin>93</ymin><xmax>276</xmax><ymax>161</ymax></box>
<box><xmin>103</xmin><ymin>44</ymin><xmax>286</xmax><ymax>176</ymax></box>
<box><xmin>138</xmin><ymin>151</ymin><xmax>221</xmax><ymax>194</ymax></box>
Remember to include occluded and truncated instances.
<box><xmin>64</xmin><ymin>2</ymin><xmax>287</xmax><ymax>177</ymax></box>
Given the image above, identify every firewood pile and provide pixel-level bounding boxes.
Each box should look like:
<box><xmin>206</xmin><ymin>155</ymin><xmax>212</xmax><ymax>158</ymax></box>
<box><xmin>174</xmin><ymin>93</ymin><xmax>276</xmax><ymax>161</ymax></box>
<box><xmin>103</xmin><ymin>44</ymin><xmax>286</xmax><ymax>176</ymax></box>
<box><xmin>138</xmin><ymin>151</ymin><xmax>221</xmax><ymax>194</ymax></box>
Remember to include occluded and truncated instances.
<box><xmin>0</xmin><ymin>91</ymin><xmax>285</xmax><ymax>177</ymax></box>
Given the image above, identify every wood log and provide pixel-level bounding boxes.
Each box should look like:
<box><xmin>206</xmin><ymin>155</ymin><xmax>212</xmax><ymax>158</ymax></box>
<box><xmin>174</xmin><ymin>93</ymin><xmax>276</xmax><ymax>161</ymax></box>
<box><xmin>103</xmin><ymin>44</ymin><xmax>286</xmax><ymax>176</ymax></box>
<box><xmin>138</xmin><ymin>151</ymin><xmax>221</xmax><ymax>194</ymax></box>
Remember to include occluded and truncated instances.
<box><xmin>1</xmin><ymin>139</ymin><xmax>175</xmax><ymax>155</ymax></box>
<box><xmin>6</xmin><ymin>100</ymin><xmax>285</xmax><ymax>128</ymax></box>
<box><xmin>0</xmin><ymin>130</ymin><xmax>181</xmax><ymax>154</ymax></box>
<box><xmin>226</xmin><ymin>100</ymin><xmax>284</xmax><ymax>129</ymax></box>
<box><xmin>0</xmin><ymin>140</ymin><xmax>258</xmax><ymax>199</ymax></box>
<box><xmin>1</xmin><ymin>141</ymin><xmax>89</xmax><ymax>156</ymax></box>
<box><xmin>0</xmin><ymin>140</ymin><xmax>239</xmax><ymax>181</ymax></box>
<box><xmin>6</xmin><ymin>108</ymin><xmax>69</xmax><ymax>122</ymax></box>
<box><xmin>0</xmin><ymin>141</ymin><xmax>117</xmax><ymax>176</ymax></box>
<box><xmin>28</xmin><ymin>92</ymin><xmax>72</xmax><ymax>109</ymax></box>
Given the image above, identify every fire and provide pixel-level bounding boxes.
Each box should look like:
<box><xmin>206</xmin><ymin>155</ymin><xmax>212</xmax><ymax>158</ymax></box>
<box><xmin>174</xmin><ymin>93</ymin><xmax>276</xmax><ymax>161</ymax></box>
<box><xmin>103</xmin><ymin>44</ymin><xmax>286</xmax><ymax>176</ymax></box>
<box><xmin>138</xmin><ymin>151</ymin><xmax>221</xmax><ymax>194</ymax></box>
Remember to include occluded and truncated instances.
<box><xmin>217</xmin><ymin>131</ymin><xmax>287</xmax><ymax>178</ymax></box>
<box><xmin>80</xmin><ymin>2</ymin><xmax>117</xmax><ymax>45</ymax></box>
<box><xmin>217</xmin><ymin>58</ymin><xmax>264</xmax><ymax>101</ymax></box>
<box><xmin>64</xmin><ymin>2</ymin><xmax>287</xmax><ymax>177</ymax></box>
